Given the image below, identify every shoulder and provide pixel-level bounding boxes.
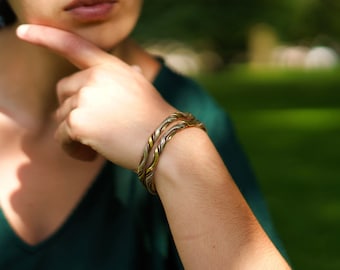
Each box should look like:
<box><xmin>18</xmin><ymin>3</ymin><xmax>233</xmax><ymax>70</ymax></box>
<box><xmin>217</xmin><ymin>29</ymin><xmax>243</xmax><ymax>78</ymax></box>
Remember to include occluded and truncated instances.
<box><xmin>153</xmin><ymin>63</ymin><xmax>217</xmax><ymax>109</ymax></box>
<box><xmin>153</xmin><ymin>64</ymin><xmax>234</xmax><ymax>145</ymax></box>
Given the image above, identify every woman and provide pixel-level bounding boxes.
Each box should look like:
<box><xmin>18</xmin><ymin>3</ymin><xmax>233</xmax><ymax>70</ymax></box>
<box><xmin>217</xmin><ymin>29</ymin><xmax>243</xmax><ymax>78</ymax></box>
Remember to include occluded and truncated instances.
<box><xmin>0</xmin><ymin>0</ymin><xmax>290</xmax><ymax>269</ymax></box>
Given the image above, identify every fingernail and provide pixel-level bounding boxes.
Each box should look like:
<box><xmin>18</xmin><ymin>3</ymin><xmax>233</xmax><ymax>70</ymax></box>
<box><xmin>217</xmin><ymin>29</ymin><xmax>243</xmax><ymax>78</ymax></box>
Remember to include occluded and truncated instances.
<box><xmin>16</xmin><ymin>24</ymin><xmax>30</xmax><ymax>38</ymax></box>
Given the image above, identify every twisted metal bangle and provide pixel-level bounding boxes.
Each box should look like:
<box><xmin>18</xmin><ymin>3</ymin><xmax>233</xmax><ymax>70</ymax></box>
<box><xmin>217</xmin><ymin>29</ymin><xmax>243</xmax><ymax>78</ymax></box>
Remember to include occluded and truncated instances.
<box><xmin>143</xmin><ymin>118</ymin><xmax>206</xmax><ymax>195</ymax></box>
<box><xmin>136</xmin><ymin>112</ymin><xmax>196</xmax><ymax>181</ymax></box>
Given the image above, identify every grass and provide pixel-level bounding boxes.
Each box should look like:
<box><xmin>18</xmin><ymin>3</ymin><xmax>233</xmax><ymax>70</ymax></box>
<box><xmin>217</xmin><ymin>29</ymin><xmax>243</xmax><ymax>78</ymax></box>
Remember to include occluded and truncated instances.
<box><xmin>196</xmin><ymin>66</ymin><xmax>340</xmax><ymax>270</ymax></box>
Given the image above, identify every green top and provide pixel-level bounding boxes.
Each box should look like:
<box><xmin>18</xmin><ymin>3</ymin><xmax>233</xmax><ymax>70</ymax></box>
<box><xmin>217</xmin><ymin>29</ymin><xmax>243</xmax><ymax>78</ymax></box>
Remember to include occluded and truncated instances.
<box><xmin>0</xmin><ymin>63</ymin><xmax>287</xmax><ymax>269</ymax></box>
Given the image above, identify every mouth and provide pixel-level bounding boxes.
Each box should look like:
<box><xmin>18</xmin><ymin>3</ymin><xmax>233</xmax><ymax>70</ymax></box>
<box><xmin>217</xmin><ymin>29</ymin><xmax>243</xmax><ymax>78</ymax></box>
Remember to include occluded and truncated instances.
<box><xmin>64</xmin><ymin>0</ymin><xmax>118</xmax><ymax>21</ymax></box>
<box><xmin>65</xmin><ymin>0</ymin><xmax>117</xmax><ymax>10</ymax></box>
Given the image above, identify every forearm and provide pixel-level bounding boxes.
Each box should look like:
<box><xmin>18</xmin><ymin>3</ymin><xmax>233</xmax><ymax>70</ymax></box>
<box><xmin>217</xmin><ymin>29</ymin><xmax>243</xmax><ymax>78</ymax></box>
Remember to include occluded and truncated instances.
<box><xmin>154</xmin><ymin>128</ymin><xmax>290</xmax><ymax>270</ymax></box>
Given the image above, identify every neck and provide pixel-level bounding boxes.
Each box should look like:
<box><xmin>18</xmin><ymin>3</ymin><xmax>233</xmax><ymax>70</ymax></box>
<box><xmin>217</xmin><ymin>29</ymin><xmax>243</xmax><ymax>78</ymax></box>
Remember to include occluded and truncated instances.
<box><xmin>0</xmin><ymin>25</ymin><xmax>77</xmax><ymax>131</ymax></box>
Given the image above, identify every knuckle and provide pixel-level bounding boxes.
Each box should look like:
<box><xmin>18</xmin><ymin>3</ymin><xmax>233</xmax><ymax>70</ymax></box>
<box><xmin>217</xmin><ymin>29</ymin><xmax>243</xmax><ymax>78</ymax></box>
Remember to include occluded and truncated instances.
<box><xmin>77</xmin><ymin>86</ymin><xmax>93</xmax><ymax>106</ymax></box>
<box><xmin>86</xmin><ymin>68</ymin><xmax>106</xmax><ymax>83</ymax></box>
<box><xmin>56</xmin><ymin>79</ymin><xmax>68</xmax><ymax>102</ymax></box>
<box><xmin>66</xmin><ymin>109</ymin><xmax>84</xmax><ymax>141</ymax></box>
<box><xmin>62</xmin><ymin>36</ymin><xmax>84</xmax><ymax>57</ymax></box>
<box><xmin>56</xmin><ymin>78</ymin><xmax>64</xmax><ymax>90</ymax></box>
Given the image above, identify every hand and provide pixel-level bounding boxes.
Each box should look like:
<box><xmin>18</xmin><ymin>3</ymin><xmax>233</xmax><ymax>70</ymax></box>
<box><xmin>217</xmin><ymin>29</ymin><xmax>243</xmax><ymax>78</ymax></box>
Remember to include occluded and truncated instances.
<box><xmin>16</xmin><ymin>24</ymin><xmax>175</xmax><ymax>169</ymax></box>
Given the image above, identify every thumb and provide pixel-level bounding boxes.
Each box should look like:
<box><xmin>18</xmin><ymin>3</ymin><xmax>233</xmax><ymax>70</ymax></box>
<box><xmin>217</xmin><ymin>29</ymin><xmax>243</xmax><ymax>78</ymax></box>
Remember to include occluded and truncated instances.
<box><xmin>16</xmin><ymin>24</ymin><xmax>114</xmax><ymax>69</ymax></box>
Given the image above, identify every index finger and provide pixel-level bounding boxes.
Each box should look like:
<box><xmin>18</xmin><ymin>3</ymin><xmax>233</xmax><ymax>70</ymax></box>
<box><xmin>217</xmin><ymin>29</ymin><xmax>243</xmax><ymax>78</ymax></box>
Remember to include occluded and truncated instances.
<box><xmin>16</xmin><ymin>24</ymin><xmax>113</xmax><ymax>69</ymax></box>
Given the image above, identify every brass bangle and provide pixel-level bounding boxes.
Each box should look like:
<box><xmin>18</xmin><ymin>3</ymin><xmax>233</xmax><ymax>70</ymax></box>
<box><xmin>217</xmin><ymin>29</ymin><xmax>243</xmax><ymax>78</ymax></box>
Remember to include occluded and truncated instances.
<box><xmin>136</xmin><ymin>112</ymin><xmax>196</xmax><ymax>181</ymax></box>
<box><xmin>140</xmin><ymin>115</ymin><xmax>206</xmax><ymax>195</ymax></box>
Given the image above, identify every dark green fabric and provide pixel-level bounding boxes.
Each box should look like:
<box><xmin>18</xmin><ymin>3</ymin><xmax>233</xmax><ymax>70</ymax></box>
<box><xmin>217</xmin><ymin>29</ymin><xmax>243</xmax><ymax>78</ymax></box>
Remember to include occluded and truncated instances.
<box><xmin>0</xmin><ymin>63</ymin><xmax>287</xmax><ymax>269</ymax></box>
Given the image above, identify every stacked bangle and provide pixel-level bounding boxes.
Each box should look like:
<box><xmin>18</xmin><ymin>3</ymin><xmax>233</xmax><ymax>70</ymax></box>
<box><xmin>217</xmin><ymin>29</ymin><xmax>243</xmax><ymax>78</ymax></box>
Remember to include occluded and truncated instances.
<box><xmin>136</xmin><ymin>112</ymin><xmax>206</xmax><ymax>195</ymax></box>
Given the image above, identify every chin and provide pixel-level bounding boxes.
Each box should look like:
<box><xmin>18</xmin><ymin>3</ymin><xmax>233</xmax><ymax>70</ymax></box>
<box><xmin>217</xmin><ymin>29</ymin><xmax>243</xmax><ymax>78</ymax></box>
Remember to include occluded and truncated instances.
<box><xmin>77</xmin><ymin>32</ymin><xmax>120</xmax><ymax>51</ymax></box>
<box><xmin>70</xmin><ymin>20</ymin><xmax>134</xmax><ymax>50</ymax></box>
<box><xmin>26</xmin><ymin>16</ymin><xmax>136</xmax><ymax>52</ymax></box>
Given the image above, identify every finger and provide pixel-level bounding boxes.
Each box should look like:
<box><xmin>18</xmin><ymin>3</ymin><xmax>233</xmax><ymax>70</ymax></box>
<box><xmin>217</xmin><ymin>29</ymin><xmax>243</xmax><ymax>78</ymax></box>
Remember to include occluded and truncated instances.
<box><xmin>56</xmin><ymin>70</ymin><xmax>91</xmax><ymax>104</ymax></box>
<box><xmin>16</xmin><ymin>24</ymin><xmax>116</xmax><ymax>70</ymax></box>
<box><xmin>55</xmin><ymin>120</ymin><xmax>98</xmax><ymax>161</ymax></box>
<box><xmin>55</xmin><ymin>95</ymin><xmax>78</xmax><ymax>123</ymax></box>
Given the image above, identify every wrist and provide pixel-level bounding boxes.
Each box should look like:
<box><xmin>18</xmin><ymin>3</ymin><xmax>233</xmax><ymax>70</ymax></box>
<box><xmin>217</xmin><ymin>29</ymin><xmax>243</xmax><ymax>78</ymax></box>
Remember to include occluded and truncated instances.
<box><xmin>136</xmin><ymin>112</ymin><xmax>206</xmax><ymax>194</ymax></box>
<box><xmin>153</xmin><ymin>127</ymin><xmax>222</xmax><ymax>196</ymax></box>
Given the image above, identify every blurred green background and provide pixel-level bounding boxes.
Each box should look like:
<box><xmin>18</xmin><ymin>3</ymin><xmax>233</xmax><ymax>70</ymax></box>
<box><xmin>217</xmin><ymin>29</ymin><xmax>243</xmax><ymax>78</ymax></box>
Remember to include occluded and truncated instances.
<box><xmin>134</xmin><ymin>1</ymin><xmax>340</xmax><ymax>269</ymax></box>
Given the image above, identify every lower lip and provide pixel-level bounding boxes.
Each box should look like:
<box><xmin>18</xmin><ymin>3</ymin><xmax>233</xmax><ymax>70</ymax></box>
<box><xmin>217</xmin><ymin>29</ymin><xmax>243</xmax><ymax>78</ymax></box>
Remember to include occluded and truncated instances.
<box><xmin>66</xmin><ymin>2</ymin><xmax>115</xmax><ymax>22</ymax></box>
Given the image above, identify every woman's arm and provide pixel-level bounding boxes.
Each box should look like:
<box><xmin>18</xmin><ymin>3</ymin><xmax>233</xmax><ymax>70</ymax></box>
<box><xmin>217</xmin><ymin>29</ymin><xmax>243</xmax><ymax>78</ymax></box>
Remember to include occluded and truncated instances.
<box><xmin>154</xmin><ymin>127</ymin><xmax>290</xmax><ymax>269</ymax></box>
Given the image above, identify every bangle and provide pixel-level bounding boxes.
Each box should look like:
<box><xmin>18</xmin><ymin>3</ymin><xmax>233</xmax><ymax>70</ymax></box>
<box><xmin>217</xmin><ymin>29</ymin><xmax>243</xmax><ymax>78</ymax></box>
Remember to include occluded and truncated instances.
<box><xmin>137</xmin><ymin>112</ymin><xmax>206</xmax><ymax>195</ymax></box>
<box><xmin>136</xmin><ymin>112</ymin><xmax>196</xmax><ymax>182</ymax></box>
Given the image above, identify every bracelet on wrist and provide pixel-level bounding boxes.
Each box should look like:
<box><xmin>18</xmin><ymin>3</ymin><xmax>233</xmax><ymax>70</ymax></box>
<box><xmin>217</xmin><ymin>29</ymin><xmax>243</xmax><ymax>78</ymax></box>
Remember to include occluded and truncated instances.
<box><xmin>136</xmin><ymin>112</ymin><xmax>206</xmax><ymax>195</ymax></box>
